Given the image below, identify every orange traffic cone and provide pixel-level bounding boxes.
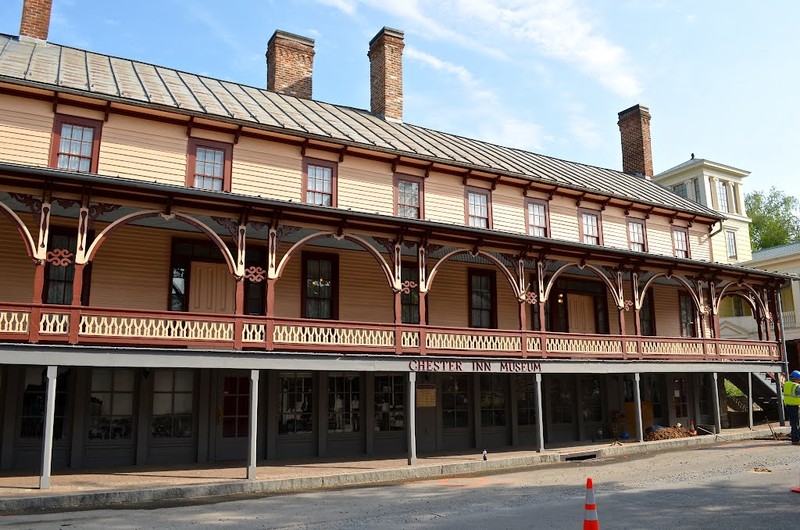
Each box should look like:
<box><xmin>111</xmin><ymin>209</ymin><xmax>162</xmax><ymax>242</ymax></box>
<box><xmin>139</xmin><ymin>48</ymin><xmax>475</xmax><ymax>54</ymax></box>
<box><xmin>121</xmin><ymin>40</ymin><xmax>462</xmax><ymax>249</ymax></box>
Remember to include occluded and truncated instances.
<box><xmin>792</xmin><ymin>470</ymin><xmax>800</xmax><ymax>493</ymax></box>
<box><xmin>583</xmin><ymin>477</ymin><xmax>599</xmax><ymax>530</ymax></box>
<box><xmin>689</xmin><ymin>421</ymin><xmax>697</xmax><ymax>436</ymax></box>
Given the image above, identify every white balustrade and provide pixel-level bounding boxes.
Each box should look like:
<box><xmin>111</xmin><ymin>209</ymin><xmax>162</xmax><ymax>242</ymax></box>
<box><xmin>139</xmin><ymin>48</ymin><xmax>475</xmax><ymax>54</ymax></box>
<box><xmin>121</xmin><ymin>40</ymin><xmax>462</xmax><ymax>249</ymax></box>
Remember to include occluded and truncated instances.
<box><xmin>402</xmin><ymin>331</ymin><xmax>420</xmax><ymax>348</ymax></box>
<box><xmin>242</xmin><ymin>323</ymin><xmax>265</xmax><ymax>343</ymax></box>
<box><xmin>546</xmin><ymin>337</ymin><xmax>623</xmax><ymax>354</ymax></box>
<box><xmin>0</xmin><ymin>311</ymin><xmax>29</xmax><ymax>334</ymax></box>
<box><xmin>274</xmin><ymin>325</ymin><xmax>394</xmax><ymax>347</ymax></box>
<box><xmin>641</xmin><ymin>340</ymin><xmax>703</xmax><ymax>355</ymax></box>
<box><xmin>426</xmin><ymin>332</ymin><xmax>520</xmax><ymax>352</ymax></box>
<box><xmin>40</xmin><ymin>312</ymin><xmax>69</xmax><ymax>334</ymax></box>
<box><xmin>80</xmin><ymin>315</ymin><xmax>233</xmax><ymax>341</ymax></box>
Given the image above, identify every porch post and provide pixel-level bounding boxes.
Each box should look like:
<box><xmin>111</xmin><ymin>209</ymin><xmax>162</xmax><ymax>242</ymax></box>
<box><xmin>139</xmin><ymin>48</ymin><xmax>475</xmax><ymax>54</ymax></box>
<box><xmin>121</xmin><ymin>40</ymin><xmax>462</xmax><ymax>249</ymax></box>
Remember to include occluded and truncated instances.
<box><xmin>748</xmin><ymin>372</ymin><xmax>754</xmax><ymax>430</ymax></box>
<box><xmin>234</xmin><ymin>278</ymin><xmax>245</xmax><ymax>350</ymax></box>
<box><xmin>777</xmin><ymin>373</ymin><xmax>786</xmax><ymax>426</ymax></box>
<box><xmin>407</xmin><ymin>371</ymin><xmax>417</xmax><ymax>465</ymax></box>
<box><xmin>247</xmin><ymin>369</ymin><xmax>260</xmax><ymax>480</ymax></box>
<box><xmin>535</xmin><ymin>372</ymin><xmax>545</xmax><ymax>452</ymax></box>
<box><xmin>394</xmin><ymin>291</ymin><xmax>403</xmax><ymax>354</ymax></box>
<box><xmin>264</xmin><ymin>278</ymin><xmax>276</xmax><ymax>350</ymax></box>
<box><xmin>633</xmin><ymin>373</ymin><xmax>644</xmax><ymax>442</ymax></box>
<box><xmin>39</xmin><ymin>365</ymin><xmax>58</xmax><ymax>489</ymax></box>
<box><xmin>712</xmin><ymin>372</ymin><xmax>722</xmax><ymax>434</ymax></box>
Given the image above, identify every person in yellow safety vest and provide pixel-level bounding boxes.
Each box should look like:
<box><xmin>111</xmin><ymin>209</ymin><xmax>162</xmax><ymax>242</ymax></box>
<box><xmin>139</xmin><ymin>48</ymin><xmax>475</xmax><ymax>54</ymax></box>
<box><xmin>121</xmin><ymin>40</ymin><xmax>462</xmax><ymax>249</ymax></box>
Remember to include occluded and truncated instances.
<box><xmin>784</xmin><ymin>370</ymin><xmax>800</xmax><ymax>445</ymax></box>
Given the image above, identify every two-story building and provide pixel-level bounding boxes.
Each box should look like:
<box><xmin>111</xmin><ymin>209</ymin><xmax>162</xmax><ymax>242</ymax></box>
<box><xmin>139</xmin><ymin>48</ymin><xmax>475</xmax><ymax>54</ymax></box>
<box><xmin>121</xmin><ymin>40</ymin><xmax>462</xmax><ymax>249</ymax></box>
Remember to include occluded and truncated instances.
<box><xmin>0</xmin><ymin>1</ymin><xmax>790</xmax><ymax>487</ymax></box>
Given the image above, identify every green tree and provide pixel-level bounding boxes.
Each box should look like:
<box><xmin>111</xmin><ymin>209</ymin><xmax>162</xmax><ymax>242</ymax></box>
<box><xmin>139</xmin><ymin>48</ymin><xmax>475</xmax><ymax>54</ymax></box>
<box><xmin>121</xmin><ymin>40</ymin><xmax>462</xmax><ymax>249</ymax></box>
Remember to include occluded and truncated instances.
<box><xmin>745</xmin><ymin>187</ymin><xmax>800</xmax><ymax>250</ymax></box>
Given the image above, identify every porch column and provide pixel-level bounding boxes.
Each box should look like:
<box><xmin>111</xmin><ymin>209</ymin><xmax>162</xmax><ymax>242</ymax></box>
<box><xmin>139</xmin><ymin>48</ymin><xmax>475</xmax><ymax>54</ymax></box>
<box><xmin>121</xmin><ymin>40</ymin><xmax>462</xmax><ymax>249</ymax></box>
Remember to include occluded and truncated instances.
<box><xmin>748</xmin><ymin>372</ymin><xmax>754</xmax><ymax>430</ymax></box>
<box><xmin>39</xmin><ymin>365</ymin><xmax>58</xmax><ymax>489</ymax></box>
<box><xmin>712</xmin><ymin>372</ymin><xmax>722</xmax><ymax>434</ymax></box>
<box><xmin>418</xmin><ymin>292</ymin><xmax>427</xmax><ymax>355</ymax></box>
<box><xmin>394</xmin><ymin>291</ymin><xmax>403</xmax><ymax>354</ymax></box>
<box><xmin>407</xmin><ymin>371</ymin><xmax>417</xmax><ymax>465</ymax></box>
<box><xmin>247</xmin><ymin>369</ymin><xmax>260</xmax><ymax>480</ymax></box>
<box><xmin>633</xmin><ymin>373</ymin><xmax>644</xmax><ymax>443</ymax></box>
<box><xmin>535</xmin><ymin>373</ymin><xmax>545</xmax><ymax>452</ymax></box>
<box><xmin>234</xmin><ymin>278</ymin><xmax>245</xmax><ymax>349</ymax></box>
<box><xmin>264</xmin><ymin>278</ymin><xmax>276</xmax><ymax>350</ymax></box>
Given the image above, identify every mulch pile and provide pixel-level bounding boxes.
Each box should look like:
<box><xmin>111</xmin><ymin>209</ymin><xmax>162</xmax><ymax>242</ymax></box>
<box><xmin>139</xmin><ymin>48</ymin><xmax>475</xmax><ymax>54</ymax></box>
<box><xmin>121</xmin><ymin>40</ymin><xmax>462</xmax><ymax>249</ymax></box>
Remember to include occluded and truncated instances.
<box><xmin>644</xmin><ymin>426</ymin><xmax>692</xmax><ymax>441</ymax></box>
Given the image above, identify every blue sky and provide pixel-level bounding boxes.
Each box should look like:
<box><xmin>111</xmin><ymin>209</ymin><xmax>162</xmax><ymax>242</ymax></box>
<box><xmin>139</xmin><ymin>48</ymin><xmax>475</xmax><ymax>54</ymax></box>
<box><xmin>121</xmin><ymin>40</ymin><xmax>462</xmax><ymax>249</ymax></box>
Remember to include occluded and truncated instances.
<box><xmin>2</xmin><ymin>0</ymin><xmax>798</xmax><ymax>197</ymax></box>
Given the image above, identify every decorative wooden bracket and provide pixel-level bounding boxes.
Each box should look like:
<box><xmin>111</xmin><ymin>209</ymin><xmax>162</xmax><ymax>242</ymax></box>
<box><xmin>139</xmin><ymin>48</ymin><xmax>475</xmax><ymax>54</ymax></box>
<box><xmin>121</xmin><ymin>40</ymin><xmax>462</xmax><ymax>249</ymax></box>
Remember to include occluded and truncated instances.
<box><xmin>233</xmin><ymin>125</ymin><xmax>243</xmax><ymax>145</ymax></box>
<box><xmin>575</xmin><ymin>192</ymin><xmax>586</xmax><ymax>207</ymax></box>
<box><xmin>300</xmin><ymin>139</ymin><xmax>309</xmax><ymax>157</ymax></box>
<box><xmin>103</xmin><ymin>101</ymin><xmax>112</xmax><ymax>122</ymax></box>
<box><xmin>186</xmin><ymin>116</ymin><xmax>194</xmax><ymax>137</ymax></box>
<box><xmin>424</xmin><ymin>163</ymin><xmax>433</xmax><ymax>179</ymax></box>
<box><xmin>391</xmin><ymin>156</ymin><xmax>401</xmax><ymax>173</ymax></box>
<box><xmin>339</xmin><ymin>146</ymin><xmax>348</xmax><ymax>162</ymax></box>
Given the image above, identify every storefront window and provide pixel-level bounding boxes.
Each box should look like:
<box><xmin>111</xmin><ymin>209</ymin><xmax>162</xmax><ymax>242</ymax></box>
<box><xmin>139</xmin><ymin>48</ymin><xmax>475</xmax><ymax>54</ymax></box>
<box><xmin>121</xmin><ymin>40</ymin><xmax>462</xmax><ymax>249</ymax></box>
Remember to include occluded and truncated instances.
<box><xmin>20</xmin><ymin>367</ymin><xmax>71</xmax><ymax>440</ymax></box>
<box><xmin>151</xmin><ymin>369</ymin><xmax>194</xmax><ymax>438</ymax></box>
<box><xmin>480</xmin><ymin>374</ymin><xmax>506</xmax><ymax>427</ymax></box>
<box><xmin>375</xmin><ymin>375</ymin><xmax>405</xmax><ymax>431</ymax></box>
<box><xmin>549</xmin><ymin>377</ymin><xmax>573</xmax><ymax>424</ymax></box>
<box><xmin>278</xmin><ymin>372</ymin><xmax>313</xmax><ymax>435</ymax></box>
<box><xmin>581</xmin><ymin>376</ymin><xmax>602</xmax><ymax>422</ymax></box>
<box><xmin>442</xmin><ymin>374</ymin><xmax>470</xmax><ymax>428</ymax></box>
<box><xmin>88</xmin><ymin>368</ymin><xmax>134</xmax><ymax>440</ymax></box>
<box><xmin>516</xmin><ymin>375</ymin><xmax>537</xmax><ymax>426</ymax></box>
<box><xmin>221</xmin><ymin>375</ymin><xmax>249</xmax><ymax>438</ymax></box>
<box><xmin>328</xmin><ymin>375</ymin><xmax>360</xmax><ymax>432</ymax></box>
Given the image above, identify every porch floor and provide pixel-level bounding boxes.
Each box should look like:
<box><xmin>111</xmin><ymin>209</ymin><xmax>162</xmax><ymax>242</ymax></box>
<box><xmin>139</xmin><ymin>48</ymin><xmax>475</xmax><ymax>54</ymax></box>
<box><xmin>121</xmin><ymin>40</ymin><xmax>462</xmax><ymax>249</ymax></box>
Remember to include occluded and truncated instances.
<box><xmin>0</xmin><ymin>424</ymin><xmax>789</xmax><ymax>513</ymax></box>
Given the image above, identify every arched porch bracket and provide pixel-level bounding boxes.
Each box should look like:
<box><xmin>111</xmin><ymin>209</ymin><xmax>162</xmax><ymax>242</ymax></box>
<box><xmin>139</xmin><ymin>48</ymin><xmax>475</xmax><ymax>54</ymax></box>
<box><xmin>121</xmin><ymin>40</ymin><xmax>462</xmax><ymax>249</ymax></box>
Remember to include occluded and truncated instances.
<box><xmin>275</xmin><ymin>231</ymin><xmax>395</xmax><ymax>289</ymax></box>
<box><xmin>543</xmin><ymin>262</ymin><xmax>620</xmax><ymax>306</ymax></box>
<box><xmin>84</xmin><ymin>210</ymin><xmax>238</xmax><ymax>276</ymax></box>
<box><xmin>715</xmin><ymin>281</ymin><xmax>768</xmax><ymax>318</ymax></box>
<box><xmin>0</xmin><ymin>201</ymin><xmax>36</xmax><ymax>261</ymax></box>
<box><xmin>426</xmin><ymin>248</ymin><xmax>521</xmax><ymax>298</ymax></box>
<box><xmin>639</xmin><ymin>272</ymin><xmax>701</xmax><ymax>312</ymax></box>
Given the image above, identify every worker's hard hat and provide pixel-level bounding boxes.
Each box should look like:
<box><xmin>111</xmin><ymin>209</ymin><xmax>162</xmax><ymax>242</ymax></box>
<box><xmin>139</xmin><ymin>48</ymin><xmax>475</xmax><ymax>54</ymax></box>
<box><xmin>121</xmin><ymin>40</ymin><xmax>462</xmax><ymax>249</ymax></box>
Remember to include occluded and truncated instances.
<box><xmin>791</xmin><ymin>370</ymin><xmax>800</xmax><ymax>380</ymax></box>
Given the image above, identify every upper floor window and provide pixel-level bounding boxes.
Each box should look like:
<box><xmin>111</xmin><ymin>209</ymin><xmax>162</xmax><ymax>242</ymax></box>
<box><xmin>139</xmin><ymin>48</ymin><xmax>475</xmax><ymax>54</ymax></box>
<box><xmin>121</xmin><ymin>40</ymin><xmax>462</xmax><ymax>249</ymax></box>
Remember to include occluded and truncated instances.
<box><xmin>717</xmin><ymin>180</ymin><xmax>730</xmax><ymax>213</ymax></box>
<box><xmin>672</xmin><ymin>182</ymin><xmax>688</xmax><ymax>199</ymax></box>
<box><xmin>395</xmin><ymin>175</ymin><xmax>423</xmax><ymax>219</ymax></box>
<box><xmin>726</xmin><ymin>230</ymin><xmax>738</xmax><ymax>259</ymax></box>
<box><xmin>303</xmin><ymin>158</ymin><xmax>337</xmax><ymax>207</ymax></box>
<box><xmin>401</xmin><ymin>262</ymin><xmax>420</xmax><ymax>324</ymax></box>
<box><xmin>525</xmin><ymin>199</ymin><xmax>549</xmax><ymax>237</ymax></box>
<box><xmin>627</xmin><ymin>219</ymin><xmax>647</xmax><ymax>252</ymax></box>
<box><xmin>50</xmin><ymin>115</ymin><xmax>102</xmax><ymax>173</ymax></box>
<box><xmin>469</xmin><ymin>269</ymin><xmax>496</xmax><ymax>329</ymax></box>
<box><xmin>579</xmin><ymin>209</ymin><xmax>602</xmax><ymax>245</ymax></box>
<box><xmin>302</xmin><ymin>252</ymin><xmax>338</xmax><ymax>319</ymax></box>
<box><xmin>466</xmin><ymin>188</ymin><xmax>492</xmax><ymax>229</ymax></box>
<box><xmin>187</xmin><ymin>138</ymin><xmax>232</xmax><ymax>192</ymax></box>
<box><xmin>672</xmin><ymin>227</ymin><xmax>690</xmax><ymax>259</ymax></box>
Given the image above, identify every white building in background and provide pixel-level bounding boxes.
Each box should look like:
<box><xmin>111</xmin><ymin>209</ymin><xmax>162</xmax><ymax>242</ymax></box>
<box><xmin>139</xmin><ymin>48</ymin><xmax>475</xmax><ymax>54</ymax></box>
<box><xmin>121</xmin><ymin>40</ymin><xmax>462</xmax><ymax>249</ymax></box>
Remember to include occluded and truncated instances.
<box><xmin>654</xmin><ymin>157</ymin><xmax>752</xmax><ymax>265</ymax></box>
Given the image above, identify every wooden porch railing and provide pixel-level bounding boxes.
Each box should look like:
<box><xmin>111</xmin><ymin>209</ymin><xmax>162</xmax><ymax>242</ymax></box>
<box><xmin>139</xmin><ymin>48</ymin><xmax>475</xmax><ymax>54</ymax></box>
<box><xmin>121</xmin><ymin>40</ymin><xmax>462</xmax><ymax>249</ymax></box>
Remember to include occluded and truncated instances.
<box><xmin>0</xmin><ymin>303</ymin><xmax>781</xmax><ymax>362</ymax></box>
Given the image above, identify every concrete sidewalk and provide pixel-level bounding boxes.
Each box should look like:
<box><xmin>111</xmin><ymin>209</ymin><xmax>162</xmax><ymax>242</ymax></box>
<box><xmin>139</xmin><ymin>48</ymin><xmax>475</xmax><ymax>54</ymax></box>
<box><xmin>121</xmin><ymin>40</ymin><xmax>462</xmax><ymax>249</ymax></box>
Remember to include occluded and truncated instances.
<box><xmin>0</xmin><ymin>425</ymin><xmax>789</xmax><ymax>514</ymax></box>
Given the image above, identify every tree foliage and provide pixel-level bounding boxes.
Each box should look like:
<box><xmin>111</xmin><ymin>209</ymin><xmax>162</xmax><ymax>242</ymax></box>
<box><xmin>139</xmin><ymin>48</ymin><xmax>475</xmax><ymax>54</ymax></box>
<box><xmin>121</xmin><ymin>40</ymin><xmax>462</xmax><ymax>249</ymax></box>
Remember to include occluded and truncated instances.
<box><xmin>745</xmin><ymin>187</ymin><xmax>800</xmax><ymax>250</ymax></box>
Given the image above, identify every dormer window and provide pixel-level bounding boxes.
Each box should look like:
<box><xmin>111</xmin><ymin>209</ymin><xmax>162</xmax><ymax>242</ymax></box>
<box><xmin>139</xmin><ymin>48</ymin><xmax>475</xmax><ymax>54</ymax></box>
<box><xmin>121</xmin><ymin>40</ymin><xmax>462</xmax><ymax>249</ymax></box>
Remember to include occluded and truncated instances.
<box><xmin>717</xmin><ymin>181</ymin><xmax>730</xmax><ymax>213</ymax></box>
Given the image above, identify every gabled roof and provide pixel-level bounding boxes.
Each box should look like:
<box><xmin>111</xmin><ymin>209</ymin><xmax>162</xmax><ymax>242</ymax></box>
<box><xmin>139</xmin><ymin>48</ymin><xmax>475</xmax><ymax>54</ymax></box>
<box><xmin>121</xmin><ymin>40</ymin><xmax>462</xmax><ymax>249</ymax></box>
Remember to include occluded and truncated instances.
<box><xmin>0</xmin><ymin>33</ymin><xmax>720</xmax><ymax>220</ymax></box>
<box><xmin>750</xmin><ymin>241</ymin><xmax>800</xmax><ymax>263</ymax></box>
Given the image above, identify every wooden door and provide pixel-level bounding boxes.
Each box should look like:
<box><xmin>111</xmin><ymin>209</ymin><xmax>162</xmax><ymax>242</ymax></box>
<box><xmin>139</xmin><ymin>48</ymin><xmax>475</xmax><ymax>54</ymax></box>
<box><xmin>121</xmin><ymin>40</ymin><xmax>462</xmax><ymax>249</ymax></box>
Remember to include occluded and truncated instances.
<box><xmin>567</xmin><ymin>294</ymin><xmax>595</xmax><ymax>334</ymax></box>
<box><xmin>189</xmin><ymin>262</ymin><xmax>235</xmax><ymax>314</ymax></box>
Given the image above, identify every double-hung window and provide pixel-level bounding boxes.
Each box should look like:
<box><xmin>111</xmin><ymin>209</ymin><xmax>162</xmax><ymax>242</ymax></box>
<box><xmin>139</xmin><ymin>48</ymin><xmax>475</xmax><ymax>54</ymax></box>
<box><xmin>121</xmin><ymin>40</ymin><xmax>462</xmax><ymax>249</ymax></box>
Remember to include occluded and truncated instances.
<box><xmin>579</xmin><ymin>209</ymin><xmax>602</xmax><ymax>245</ymax></box>
<box><xmin>395</xmin><ymin>175</ymin><xmax>423</xmax><ymax>219</ymax></box>
<box><xmin>186</xmin><ymin>138</ymin><xmax>232</xmax><ymax>192</ymax></box>
<box><xmin>303</xmin><ymin>158</ymin><xmax>337</xmax><ymax>207</ymax></box>
<box><xmin>716</xmin><ymin>180</ymin><xmax>730</xmax><ymax>213</ymax></box>
<box><xmin>726</xmin><ymin>231</ymin><xmax>738</xmax><ymax>259</ymax></box>
<box><xmin>672</xmin><ymin>227</ymin><xmax>690</xmax><ymax>258</ymax></box>
<box><xmin>525</xmin><ymin>199</ymin><xmax>548</xmax><ymax>237</ymax></box>
<box><xmin>302</xmin><ymin>253</ymin><xmax>338</xmax><ymax>319</ymax></box>
<box><xmin>466</xmin><ymin>188</ymin><xmax>491</xmax><ymax>229</ymax></box>
<box><xmin>469</xmin><ymin>269</ymin><xmax>496</xmax><ymax>329</ymax></box>
<box><xmin>50</xmin><ymin>115</ymin><xmax>102</xmax><ymax>173</ymax></box>
<box><xmin>627</xmin><ymin>219</ymin><xmax>646</xmax><ymax>252</ymax></box>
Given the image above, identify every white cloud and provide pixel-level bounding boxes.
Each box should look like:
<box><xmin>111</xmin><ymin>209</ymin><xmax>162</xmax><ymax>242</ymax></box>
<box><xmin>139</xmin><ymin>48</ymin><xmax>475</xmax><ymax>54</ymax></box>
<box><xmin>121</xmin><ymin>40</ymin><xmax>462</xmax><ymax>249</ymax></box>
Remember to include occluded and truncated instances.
<box><xmin>316</xmin><ymin>0</ymin><xmax>357</xmax><ymax>16</ymax></box>
<box><xmin>566</xmin><ymin>104</ymin><xmax>604</xmax><ymax>150</ymax></box>
<box><xmin>406</xmin><ymin>47</ymin><xmax>548</xmax><ymax>151</ymax></box>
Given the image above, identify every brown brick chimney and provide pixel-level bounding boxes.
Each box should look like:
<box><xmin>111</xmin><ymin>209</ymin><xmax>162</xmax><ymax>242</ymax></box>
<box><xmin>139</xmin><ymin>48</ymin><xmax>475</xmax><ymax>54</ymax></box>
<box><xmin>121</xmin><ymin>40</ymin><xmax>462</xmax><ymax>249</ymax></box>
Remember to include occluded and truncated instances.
<box><xmin>19</xmin><ymin>0</ymin><xmax>52</xmax><ymax>41</ymax></box>
<box><xmin>368</xmin><ymin>27</ymin><xmax>404</xmax><ymax>122</ymax></box>
<box><xmin>618</xmin><ymin>104</ymin><xmax>653</xmax><ymax>179</ymax></box>
<box><xmin>266</xmin><ymin>30</ymin><xmax>315</xmax><ymax>99</ymax></box>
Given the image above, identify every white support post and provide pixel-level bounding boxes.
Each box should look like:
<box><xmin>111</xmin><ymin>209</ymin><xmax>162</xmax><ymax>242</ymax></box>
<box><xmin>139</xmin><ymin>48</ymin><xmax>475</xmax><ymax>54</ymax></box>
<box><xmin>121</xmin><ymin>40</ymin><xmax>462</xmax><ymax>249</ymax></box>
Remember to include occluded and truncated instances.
<box><xmin>633</xmin><ymin>373</ymin><xmax>644</xmax><ymax>442</ymax></box>
<box><xmin>247</xmin><ymin>369</ymin><xmax>260</xmax><ymax>480</ymax></box>
<box><xmin>407</xmin><ymin>372</ymin><xmax>417</xmax><ymax>465</ymax></box>
<box><xmin>535</xmin><ymin>373</ymin><xmax>545</xmax><ymax>452</ymax></box>
<box><xmin>748</xmin><ymin>372</ymin><xmax>754</xmax><ymax>430</ymax></box>
<box><xmin>712</xmin><ymin>372</ymin><xmax>722</xmax><ymax>434</ymax></box>
<box><xmin>39</xmin><ymin>366</ymin><xmax>58</xmax><ymax>490</ymax></box>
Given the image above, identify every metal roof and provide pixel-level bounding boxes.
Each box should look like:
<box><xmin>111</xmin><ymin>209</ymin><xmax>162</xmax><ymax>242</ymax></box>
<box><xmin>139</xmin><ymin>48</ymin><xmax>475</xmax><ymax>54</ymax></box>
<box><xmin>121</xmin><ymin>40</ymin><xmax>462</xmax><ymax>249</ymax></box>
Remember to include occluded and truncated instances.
<box><xmin>0</xmin><ymin>33</ymin><xmax>720</xmax><ymax>219</ymax></box>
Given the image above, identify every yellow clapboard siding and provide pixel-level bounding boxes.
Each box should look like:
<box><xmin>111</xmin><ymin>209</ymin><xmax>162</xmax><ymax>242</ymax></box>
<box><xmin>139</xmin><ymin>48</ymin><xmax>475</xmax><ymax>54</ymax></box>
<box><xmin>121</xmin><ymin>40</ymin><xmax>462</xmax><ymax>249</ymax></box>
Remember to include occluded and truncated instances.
<box><xmin>0</xmin><ymin>215</ymin><xmax>35</xmax><ymax>302</ymax></box>
<box><xmin>89</xmin><ymin>225</ymin><xmax>171</xmax><ymax>310</ymax></box>
<box><xmin>231</xmin><ymin>138</ymin><xmax>301</xmax><ymax>201</ymax></box>
<box><xmin>424</xmin><ymin>173</ymin><xmax>465</xmax><ymax>225</ymax></box>
<box><xmin>339</xmin><ymin>251</ymin><xmax>394</xmax><ymax>323</ymax></box>
<box><xmin>0</xmin><ymin>95</ymin><xmax>52</xmax><ymax>167</ymax></box>
<box><xmin>98</xmin><ymin>114</ymin><xmax>186</xmax><ymax>185</ymax></box>
<box><xmin>492</xmin><ymin>186</ymin><xmax>525</xmax><ymax>235</ymax></box>
<box><xmin>653</xmin><ymin>284</ymin><xmax>680</xmax><ymax>337</ymax></box>
<box><xmin>338</xmin><ymin>157</ymin><xmax>394</xmax><ymax>216</ymax></box>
